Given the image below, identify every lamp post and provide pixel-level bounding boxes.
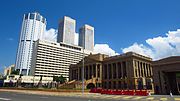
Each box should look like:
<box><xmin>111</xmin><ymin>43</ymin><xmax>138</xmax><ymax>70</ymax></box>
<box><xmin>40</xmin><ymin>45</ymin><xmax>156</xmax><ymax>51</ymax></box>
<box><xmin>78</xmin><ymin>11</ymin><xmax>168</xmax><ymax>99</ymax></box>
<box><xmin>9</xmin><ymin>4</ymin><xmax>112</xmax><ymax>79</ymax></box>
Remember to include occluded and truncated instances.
<box><xmin>82</xmin><ymin>45</ymin><xmax>85</xmax><ymax>95</ymax></box>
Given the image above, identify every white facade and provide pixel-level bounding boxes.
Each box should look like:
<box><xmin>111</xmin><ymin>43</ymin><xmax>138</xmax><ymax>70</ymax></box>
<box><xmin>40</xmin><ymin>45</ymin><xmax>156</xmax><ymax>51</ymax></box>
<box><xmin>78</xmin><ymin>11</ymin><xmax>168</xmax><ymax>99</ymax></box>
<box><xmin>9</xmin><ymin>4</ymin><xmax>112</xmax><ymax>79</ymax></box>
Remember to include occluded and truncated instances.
<box><xmin>30</xmin><ymin>40</ymin><xmax>93</xmax><ymax>79</ymax></box>
<box><xmin>57</xmin><ymin>16</ymin><xmax>75</xmax><ymax>45</ymax></box>
<box><xmin>4</xmin><ymin>75</ymin><xmax>53</xmax><ymax>84</ymax></box>
<box><xmin>15</xmin><ymin>12</ymin><xmax>46</xmax><ymax>75</ymax></box>
<box><xmin>79</xmin><ymin>24</ymin><xmax>94</xmax><ymax>51</ymax></box>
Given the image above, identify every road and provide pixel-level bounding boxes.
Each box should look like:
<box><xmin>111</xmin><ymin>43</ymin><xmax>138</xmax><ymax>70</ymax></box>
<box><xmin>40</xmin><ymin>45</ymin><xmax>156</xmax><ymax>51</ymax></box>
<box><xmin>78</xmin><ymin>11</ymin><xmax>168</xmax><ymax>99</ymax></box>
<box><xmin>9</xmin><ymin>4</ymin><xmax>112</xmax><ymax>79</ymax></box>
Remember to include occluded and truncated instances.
<box><xmin>0</xmin><ymin>92</ymin><xmax>120</xmax><ymax>101</ymax></box>
<box><xmin>0</xmin><ymin>91</ymin><xmax>180</xmax><ymax>101</ymax></box>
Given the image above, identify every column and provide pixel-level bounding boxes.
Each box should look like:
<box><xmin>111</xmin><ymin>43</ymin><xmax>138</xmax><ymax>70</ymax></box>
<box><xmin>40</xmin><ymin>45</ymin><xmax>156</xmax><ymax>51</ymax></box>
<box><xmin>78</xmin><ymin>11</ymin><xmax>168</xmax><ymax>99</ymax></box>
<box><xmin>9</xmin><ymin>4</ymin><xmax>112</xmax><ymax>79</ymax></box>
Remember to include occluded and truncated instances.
<box><xmin>84</xmin><ymin>66</ymin><xmax>86</xmax><ymax>80</ymax></box>
<box><xmin>146</xmin><ymin>64</ymin><xmax>150</xmax><ymax>77</ymax></box>
<box><xmin>143</xmin><ymin>62</ymin><xmax>145</xmax><ymax>77</ymax></box>
<box><xmin>145</xmin><ymin>63</ymin><xmax>148</xmax><ymax>77</ymax></box>
<box><xmin>99</xmin><ymin>64</ymin><xmax>102</xmax><ymax>79</ymax></box>
<box><xmin>88</xmin><ymin>65</ymin><xmax>90</xmax><ymax>80</ymax></box>
<box><xmin>121</xmin><ymin>62</ymin><xmax>123</xmax><ymax>78</ymax></box>
<box><xmin>136</xmin><ymin>61</ymin><xmax>139</xmax><ymax>77</ymax></box>
<box><xmin>116</xmin><ymin>63</ymin><xmax>118</xmax><ymax>79</ymax></box>
<box><xmin>139</xmin><ymin>61</ymin><xmax>142</xmax><ymax>77</ymax></box>
<box><xmin>77</xmin><ymin>68</ymin><xmax>79</xmax><ymax>80</ymax></box>
<box><xmin>112</xmin><ymin>63</ymin><xmax>114</xmax><ymax>79</ymax></box>
<box><xmin>150</xmin><ymin>64</ymin><xmax>153</xmax><ymax>76</ymax></box>
<box><xmin>95</xmin><ymin>64</ymin><xmax>97</xmax><ymax>78</ymax></box>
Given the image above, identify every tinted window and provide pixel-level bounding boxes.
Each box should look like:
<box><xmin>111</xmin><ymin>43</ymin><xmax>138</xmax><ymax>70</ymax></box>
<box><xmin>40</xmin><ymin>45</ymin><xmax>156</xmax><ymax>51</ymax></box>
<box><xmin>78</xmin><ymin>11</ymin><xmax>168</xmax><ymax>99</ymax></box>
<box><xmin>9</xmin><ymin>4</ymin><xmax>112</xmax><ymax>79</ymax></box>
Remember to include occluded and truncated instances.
<box><xmin>30</xmin><ymin>14</ymin><xmax>35</xmax><ymax>19</ymax></box>
<box><xmin>42</xmin><ymin>17</ymin><xmax>45</xmax><ymax>23</ymax></box>
<box><xmin>36</xmin><ymin>14</ymin><xmax>41</xmax><ymax>21</ymax></box>
<box><xmin>25</xmin><ymin>14</ymin><xmax>28</xmax><ymax>19</ymax></box>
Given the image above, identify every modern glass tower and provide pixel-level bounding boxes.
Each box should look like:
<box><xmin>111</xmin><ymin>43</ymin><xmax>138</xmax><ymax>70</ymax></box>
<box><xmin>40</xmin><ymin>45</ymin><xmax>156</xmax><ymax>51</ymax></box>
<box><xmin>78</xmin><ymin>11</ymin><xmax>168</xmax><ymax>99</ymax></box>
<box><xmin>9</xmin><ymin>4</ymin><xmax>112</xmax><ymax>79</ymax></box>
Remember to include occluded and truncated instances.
<box><xmin>57</xmin><ymin>16</ymin><xmax>76</xmax><ymax>45</ymax></box>
<box><xmin>79</xmin><ymin>24</ymin><xmax>94</xmax><ymax>51</ymax></box>
<box><xmin>15</xmin><ymin>12</ymin><xmax>46</xmax><ymax>75</ymax></box>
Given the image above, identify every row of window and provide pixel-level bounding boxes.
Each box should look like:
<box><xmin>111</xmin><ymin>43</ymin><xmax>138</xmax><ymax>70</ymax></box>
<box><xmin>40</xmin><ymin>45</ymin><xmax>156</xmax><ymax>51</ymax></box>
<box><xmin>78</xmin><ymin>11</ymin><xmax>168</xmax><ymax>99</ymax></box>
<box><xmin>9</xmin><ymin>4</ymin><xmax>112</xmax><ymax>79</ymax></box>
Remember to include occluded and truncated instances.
<box><xmin>102</xmin><ymin>81</ymin><xmax>152</xmax><ymax>90</ymax></box>
<box><xmin>25</xmin><ymin>13</ymin><xmax>46</xmax><ymax>23</ymax></box>
<box><xmin>71</xmin><ymin>64</ymin><xmax>101</xmax><ymax>80</ymax></box>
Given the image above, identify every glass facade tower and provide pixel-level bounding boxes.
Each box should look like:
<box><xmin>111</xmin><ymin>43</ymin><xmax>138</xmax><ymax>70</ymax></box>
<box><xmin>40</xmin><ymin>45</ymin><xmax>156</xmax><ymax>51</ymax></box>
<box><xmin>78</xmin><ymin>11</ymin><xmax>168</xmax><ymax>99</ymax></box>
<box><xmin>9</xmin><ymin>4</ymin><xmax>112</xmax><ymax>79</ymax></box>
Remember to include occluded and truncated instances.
<box><xmin>57</xmin><ymin>16</ymin><xmax>76</xmax><ymax>45</ymax></box>
<box><xmin>79</xmin><ymin>24</ymin><xmax>94</xmax><ymax>51</ymax></box>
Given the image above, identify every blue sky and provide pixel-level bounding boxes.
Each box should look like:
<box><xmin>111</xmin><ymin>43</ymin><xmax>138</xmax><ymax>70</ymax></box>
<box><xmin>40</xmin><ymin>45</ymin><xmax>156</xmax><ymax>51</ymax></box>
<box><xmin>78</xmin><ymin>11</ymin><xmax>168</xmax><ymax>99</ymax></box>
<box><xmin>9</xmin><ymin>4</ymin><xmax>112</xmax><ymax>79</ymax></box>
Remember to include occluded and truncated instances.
<box><xmin>1</xmin><ymin>0</ymin><xmax>180</xmax><ymax>72</ymax></box>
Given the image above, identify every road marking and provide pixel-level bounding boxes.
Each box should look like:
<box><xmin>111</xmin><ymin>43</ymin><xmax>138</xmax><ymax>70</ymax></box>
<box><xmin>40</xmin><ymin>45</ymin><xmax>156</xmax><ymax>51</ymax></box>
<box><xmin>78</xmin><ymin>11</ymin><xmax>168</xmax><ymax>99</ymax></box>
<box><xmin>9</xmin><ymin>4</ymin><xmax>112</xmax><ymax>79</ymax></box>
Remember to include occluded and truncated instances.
<box><xmin>146</xmin><ymin>97</ymin><xmax>154</xmax><ymax>100</ymax></box>
<box><xmin>0</xmin><ymin>97</ymin><xmax>11</xmax><ymax>101</ymax></box>
<box><xmin>160</xmin><ymin>97</ymin><xmax>167</xmax><ymax>101</ymax></box>
<box><xmin>132</xmin><ymin>96</ymin><xmax>143</xmax><ymax>100</ymax></box>
<box><xmin>122</xmin><ymin>96</ymin><xmax>133</xmax><ymax>99</ymax></box>
<box><xmin>174</xmin><ymin>98</ymin><xmax>180</xmax><ymax>101</ymax></box>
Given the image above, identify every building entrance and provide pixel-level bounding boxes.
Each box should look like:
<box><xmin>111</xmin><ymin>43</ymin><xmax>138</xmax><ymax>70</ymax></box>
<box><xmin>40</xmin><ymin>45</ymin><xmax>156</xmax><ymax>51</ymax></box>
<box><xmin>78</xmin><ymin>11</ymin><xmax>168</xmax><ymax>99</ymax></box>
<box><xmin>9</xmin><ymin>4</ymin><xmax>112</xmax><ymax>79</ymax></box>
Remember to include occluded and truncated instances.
<box><xmin>164</xmin><ymin>72</ymin><xmax>180</xmax><ymax>95</ymax></box>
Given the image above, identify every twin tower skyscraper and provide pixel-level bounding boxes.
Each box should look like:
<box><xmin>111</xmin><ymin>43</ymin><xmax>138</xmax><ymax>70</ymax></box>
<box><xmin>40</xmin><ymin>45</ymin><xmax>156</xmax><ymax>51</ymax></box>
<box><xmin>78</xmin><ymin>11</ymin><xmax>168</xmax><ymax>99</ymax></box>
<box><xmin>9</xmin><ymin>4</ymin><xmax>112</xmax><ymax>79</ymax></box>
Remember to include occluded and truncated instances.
<box><xmin>57</xmin><ymin>16</ymin><xmax>94</xmax><ymax>51</ymax></box>
<box><xmin>15</xmin><ymin>12</ymin><xmax>94</xmax><ymax>75</ymax></box>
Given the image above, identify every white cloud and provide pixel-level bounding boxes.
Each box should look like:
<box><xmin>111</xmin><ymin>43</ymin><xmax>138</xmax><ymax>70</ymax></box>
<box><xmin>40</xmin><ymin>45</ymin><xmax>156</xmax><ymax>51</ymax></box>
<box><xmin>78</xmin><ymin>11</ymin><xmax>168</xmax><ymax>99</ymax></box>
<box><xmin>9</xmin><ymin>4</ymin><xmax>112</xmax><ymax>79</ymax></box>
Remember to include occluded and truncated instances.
<box><xmin>42</xmin><ymin>28</ymin><xmax>57</xmax><ymax>42</ymax></box>
<box><xmin>42</xmin><ymin>28</ymin><xmax>119</xmax><ymax>56</ymax></box>
<box><xmin>93</xmin><ymin>44</ymin><xmax>119</xmax><ymax>56</ymax></box>
<box><xmin>42</xmin><ymin>28</ymin><xmax>79</xmax><ymax>45</ymax></box>
<box><xmin>122</xmin><ymin>29</ymin><xmax>180</xmax><ymax>60</ymax></box>
<box><xmin>7</xmin><ymin>38</ymin><xmax>14</xmax><ymax>41</ymax></box>
<box><xmin>122</xmin><ymin>43</ymin><xmax>153</xmax><ymax>58</ymax></box>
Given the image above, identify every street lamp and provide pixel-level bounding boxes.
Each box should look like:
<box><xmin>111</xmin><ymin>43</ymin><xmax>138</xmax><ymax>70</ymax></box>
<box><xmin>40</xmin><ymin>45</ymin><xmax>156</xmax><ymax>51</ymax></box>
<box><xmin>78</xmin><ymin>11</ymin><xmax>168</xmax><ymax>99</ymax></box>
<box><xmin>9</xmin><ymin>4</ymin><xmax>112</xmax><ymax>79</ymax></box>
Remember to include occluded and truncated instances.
<box><xmin>82</xmin><ymin>44</ymin><xmax>85</xmax><ymax>95</ymax></box>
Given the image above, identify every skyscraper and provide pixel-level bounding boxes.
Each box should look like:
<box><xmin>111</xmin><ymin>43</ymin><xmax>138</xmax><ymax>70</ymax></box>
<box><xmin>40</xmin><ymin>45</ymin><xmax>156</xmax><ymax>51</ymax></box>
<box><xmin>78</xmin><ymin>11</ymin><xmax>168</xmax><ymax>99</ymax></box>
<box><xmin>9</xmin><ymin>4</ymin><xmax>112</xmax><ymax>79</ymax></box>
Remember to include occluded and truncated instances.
<box><xmin>15</xmin><ymin>12</ymin><xmax>46</xmax><ymax>75</ymax></box>
<box><xmin>57</xmin><ymin>16</ymin><xmax>76</xmax><ymax>45</ymax></box>
<box><xmin>79</xmin><ymin>24</ymin><xmax>94</xmax><ymax>51</ymax></box>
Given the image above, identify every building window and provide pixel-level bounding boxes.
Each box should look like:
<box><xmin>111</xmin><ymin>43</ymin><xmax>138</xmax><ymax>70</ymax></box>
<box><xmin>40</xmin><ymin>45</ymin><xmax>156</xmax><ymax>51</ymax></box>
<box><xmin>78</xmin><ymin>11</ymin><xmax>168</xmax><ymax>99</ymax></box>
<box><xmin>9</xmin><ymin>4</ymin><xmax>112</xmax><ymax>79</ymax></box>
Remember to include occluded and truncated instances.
<box><xmin>89</xmin><ymin>65</ymin><xmax>92</xmax><ymax>79</ymax></box>
<box><xmin>93</xmin><ymin>64</ymin><xmax>96</xmax><ymax>77</ymax></box>
<box><xmin>36</xmin><ymin>14</ymin><xmax>41</xmax><ymax>21</ymax></box>
<box><xmin>122</xmin><ymin>62</ymin><xmax>127</xmax><ymax>78</ymax></box>
<box><xmin>30</xmin><ymin>14</ymin><xmax>35</xmax><ymax>19</ymax></box>
<box><xmin>118</xmin><ymin>62</ymin><xmax>122</xmax><ymax>78</ymax></box>
<box><xmin>108</xmin><ymin>64</ymin><xmax>112</xmax><ymax>79</ymax></box>
<box><xmin>109</xmin><ymin>81</ymin><xmax>111</xmax><ymax>89</ymax></box>
<box><xmin>113</xmin><ymin>63</ymin><xmax>116</xmax><ymax>79</ymax></box>
<box><xmin>97</xmin><ymin>64</ymin><xmax>100</xmax><ymax>78</ymax></box>
<box><xmin>104</xmin><ymin>82</ymin><xmax>107</xmax><ymax>89</ymax></box>
<box><xmin>118</xmin><ymin>81</ymin><xmax>122</xmax><ymax>89</ymax></box>
<box><xmin>104</xmin><ymin>64</ymin><xmax>107</xmax><ymax>79</ymax></box>
<box><xmin>25</xmin><ymin>14</ymin><xmax>28</xmax><ymax>19</ymax></box>
<box><xmin>113</xmin><ymin>81</ymin><xmax>116</xmax><ymax>89</ymax></box>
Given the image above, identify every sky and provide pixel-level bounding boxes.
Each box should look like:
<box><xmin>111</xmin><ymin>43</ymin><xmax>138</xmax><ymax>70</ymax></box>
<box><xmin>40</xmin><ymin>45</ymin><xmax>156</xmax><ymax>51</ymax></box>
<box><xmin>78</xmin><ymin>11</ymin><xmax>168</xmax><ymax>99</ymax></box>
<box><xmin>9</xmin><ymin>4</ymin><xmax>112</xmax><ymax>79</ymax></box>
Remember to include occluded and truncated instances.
<box><xmin>0</xmin><ymin>0</ymin><xmax>180</xmax><ymax>72</ymax></box>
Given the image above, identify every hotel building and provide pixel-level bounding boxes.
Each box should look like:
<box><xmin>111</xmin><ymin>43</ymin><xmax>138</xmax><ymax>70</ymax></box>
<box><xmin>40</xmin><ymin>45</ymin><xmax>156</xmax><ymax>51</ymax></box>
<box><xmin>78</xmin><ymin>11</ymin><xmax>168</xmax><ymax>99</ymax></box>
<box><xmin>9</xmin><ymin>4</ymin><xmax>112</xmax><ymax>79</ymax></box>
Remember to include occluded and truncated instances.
<box><xmin>30</xmin><ymin>40</ymin><xmax>92</xmax><ymax>79</ymax></box>
<box><xmin>15</xmin><ymin>12</ymin><xmax>46</xmax><ymax>75</ymax></box>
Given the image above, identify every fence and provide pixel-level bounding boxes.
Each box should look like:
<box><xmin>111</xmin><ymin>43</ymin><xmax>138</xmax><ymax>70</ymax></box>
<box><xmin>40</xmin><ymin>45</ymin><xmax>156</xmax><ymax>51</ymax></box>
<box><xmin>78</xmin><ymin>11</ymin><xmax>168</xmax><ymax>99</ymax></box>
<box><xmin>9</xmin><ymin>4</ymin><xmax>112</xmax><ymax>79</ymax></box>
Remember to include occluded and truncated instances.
<box><xmin>90</xmin><ymin>88</ymin><xmax>149</xmax><ymax>96</ymax></box>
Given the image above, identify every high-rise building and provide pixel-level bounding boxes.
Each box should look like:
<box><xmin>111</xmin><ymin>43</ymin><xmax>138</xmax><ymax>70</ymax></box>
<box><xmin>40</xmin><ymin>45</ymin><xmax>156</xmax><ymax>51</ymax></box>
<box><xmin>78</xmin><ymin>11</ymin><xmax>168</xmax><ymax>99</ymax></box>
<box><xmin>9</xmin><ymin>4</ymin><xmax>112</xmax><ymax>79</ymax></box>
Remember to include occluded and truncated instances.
<box><xmin>79</xmin><ymin>24</ymin><xmax>94</xmax><ymax>51</ymax></box>
<box><xmin>30</xmin><ymin>40</ymin><xmax>92</xmax><ymax>79</ymax></box>
<box><xmin>15</xmin><ymin>12</ymin><xmax>46</xmax><ymax>75</ymax></box>
<box><xmin>57</xmin><ymin>16</ymin><xmax>75</xmax><ymax>45</ymax></box>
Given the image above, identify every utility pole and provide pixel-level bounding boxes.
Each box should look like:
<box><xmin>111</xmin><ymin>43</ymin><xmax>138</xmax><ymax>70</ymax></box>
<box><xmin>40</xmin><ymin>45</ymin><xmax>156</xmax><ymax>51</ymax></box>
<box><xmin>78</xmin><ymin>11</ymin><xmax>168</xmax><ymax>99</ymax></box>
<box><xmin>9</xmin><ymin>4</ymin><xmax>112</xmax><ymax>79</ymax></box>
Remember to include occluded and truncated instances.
<box><xmin>82</xmin><ymin>46</ymin><xmax>85</xmax><ymax>95</ymax></box>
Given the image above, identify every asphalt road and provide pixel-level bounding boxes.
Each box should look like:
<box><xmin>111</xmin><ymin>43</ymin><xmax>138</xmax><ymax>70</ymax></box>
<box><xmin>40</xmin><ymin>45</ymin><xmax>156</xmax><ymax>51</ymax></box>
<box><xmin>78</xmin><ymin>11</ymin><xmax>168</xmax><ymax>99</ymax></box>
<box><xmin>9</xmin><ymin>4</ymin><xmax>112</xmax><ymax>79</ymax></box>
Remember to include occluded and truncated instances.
<box><xmin>0</xmin><ymin>92</ymin><xmax>120</xmax><ymax>101</ymax></box>
<box><xmin>0</xmin><ymin>91</ymin><xmax>180</xmax><ymax>101</ymax></box>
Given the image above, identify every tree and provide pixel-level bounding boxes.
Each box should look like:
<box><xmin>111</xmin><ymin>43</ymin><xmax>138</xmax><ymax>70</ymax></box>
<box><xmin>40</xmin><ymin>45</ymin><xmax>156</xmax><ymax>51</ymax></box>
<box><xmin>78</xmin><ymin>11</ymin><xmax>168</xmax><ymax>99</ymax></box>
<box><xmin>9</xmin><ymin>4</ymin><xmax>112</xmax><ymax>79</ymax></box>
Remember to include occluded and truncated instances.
<box><xmin>11</xmin><ymin>70</ymin><xmax>19</xmax><ymax>75</ymax></box>
<box><xmin>53</xmin><ymin>75</ymin><xmax>66</xmax><ymax>84</ymax></box>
